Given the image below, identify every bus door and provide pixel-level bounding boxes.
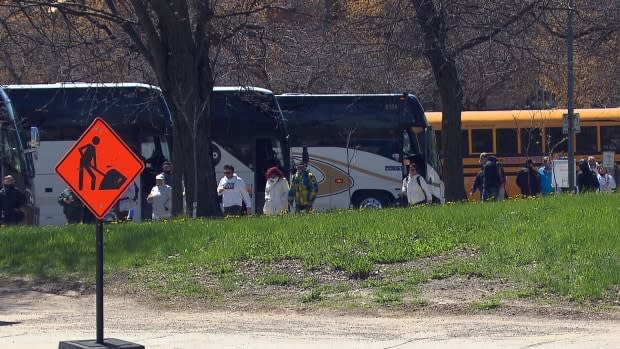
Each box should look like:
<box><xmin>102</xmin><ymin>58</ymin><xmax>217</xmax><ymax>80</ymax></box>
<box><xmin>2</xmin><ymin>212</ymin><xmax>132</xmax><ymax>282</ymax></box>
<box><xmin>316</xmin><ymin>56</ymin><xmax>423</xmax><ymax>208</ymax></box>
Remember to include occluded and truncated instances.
<box><xmin>402</xmin><ymin>128</ymin><xmax>427</xmax><ymax>178</ymax></box>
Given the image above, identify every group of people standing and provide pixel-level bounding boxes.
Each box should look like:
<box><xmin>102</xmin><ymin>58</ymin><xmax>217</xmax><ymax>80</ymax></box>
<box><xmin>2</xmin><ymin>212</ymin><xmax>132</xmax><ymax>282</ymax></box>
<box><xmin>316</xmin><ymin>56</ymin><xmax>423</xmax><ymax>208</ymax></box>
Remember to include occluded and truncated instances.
<box><xmin>57</xmin><ymin>161</ymin><xmax>170</xmax><ymax>224</ymax></box>
<box><xmin>217</xmin><ymin>161</ymin><xmax>319</xmax><ymax>217</ymax></box>
<box><xmin>470</xmin><ymin>153</ymin><xmax>616</xmax><ymax>200</ymax></box>
<box><xmin>58</xmin><ymin>181</ymin><xmax>140</xmax><ymax>224</ymax></box>
<box><xmin>518</xmin><ymin>155</ymin><xmax>615</xmax><ymax>196</ymax></box>
<box><xmin>52</xmin><ymin>152</ymin><xmax>619</xmax><ymax>224</ymax></box>
<box><xmin>576</xmin><ymin>156</ymin><xmax>616</xmax><ymax>193</ymax></box>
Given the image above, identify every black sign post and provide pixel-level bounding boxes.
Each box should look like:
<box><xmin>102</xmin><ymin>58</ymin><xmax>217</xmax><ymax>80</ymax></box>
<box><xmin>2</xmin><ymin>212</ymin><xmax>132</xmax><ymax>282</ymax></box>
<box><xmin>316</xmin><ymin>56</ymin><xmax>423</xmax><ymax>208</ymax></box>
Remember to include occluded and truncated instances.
<box><xmin>96</xmin><ymin>219</ymin><xmax>104</xmax><ymax>344</ymax></box>
<box><xmin>57</xmin><ymin>118</ymin><xmax>146</xmax><ymax>349</ymax></box>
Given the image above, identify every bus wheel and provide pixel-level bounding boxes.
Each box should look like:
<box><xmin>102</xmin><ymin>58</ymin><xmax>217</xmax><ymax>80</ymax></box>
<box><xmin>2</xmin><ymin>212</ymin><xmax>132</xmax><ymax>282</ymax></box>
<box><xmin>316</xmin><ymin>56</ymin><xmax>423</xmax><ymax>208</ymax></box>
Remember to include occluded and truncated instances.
<box><xmin>353</xmin><ymin>191</ymin><xmax>391</xmax><ymax>209</ymax></box>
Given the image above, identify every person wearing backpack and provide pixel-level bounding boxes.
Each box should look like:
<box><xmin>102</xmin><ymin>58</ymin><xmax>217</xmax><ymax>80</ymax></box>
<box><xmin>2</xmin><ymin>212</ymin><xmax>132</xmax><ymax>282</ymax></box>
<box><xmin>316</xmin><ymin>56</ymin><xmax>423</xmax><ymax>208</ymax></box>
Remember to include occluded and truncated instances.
<box><xmin>481</xmin><ymin>153</ymin><xmax>501</xmax><ymax>201</ymax></box>
<box><xmin>402</xmin><ymin>163</ymin><xmax>432</xmax><ymax>206</ymax></box>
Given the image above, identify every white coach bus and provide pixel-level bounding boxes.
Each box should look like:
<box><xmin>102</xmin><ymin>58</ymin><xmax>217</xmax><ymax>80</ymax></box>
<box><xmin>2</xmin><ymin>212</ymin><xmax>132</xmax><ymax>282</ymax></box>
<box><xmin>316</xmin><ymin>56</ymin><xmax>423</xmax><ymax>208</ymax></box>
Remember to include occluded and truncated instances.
<box><xmin>277</xmin><ymin>93</ymin><xmax>445</xmax><ymax>210</ymax></box>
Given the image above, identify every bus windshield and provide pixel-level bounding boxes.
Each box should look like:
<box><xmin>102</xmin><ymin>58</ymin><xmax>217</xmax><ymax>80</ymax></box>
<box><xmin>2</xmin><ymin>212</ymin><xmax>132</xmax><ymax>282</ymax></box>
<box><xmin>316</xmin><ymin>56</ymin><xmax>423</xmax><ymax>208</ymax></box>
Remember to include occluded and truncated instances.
<box><xmin>0</xmin><ymin>88</ymin><xmax>37</xmax><ymax>223</ymax></box>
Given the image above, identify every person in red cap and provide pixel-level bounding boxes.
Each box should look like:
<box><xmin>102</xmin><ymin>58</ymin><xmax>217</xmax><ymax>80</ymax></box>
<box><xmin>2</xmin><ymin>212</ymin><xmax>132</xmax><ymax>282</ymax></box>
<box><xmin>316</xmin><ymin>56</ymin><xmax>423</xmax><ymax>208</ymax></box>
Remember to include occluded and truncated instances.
<box><xmin>263</xmin><ymin>167</ymin><xmax>289</xmax><ymax>215</ymax></box>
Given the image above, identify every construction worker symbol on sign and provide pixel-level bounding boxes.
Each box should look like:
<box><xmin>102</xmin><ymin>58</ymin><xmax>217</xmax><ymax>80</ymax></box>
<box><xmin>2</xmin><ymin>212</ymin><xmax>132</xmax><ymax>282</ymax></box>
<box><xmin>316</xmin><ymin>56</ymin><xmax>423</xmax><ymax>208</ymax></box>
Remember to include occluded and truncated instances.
<box><xmin>78</xmin><ymin>135</ymin><xmax>127</xmax><ymax>191</ymax></box>
<box><xmin>56</xmin><ymin>117</ymin><xmax>144</xmax><ymax>220</ymax></box>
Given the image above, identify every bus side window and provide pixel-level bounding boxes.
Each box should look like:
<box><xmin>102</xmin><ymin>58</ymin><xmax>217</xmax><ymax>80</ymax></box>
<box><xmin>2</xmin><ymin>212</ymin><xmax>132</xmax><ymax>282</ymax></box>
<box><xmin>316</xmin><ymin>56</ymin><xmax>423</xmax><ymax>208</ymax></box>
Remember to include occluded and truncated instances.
<box><xmin>601</xmin><ymin>126</ymin><xmax>620</xmax><ymax>151</ymax></box>
<box><xmin>402</xmin><ymin>130</ymin><xmax>411</xmax><ymax>155</ymax></box>
<box><xmin>471</xmin><ymin>129</ymin><xmax>493</xmax><ymax>154</ymax></box>
<box><xmin>576</xmin><ymin>126</ymin><xmax>597</xmax><ymax>154</ymax></box>
<box><xmin>434</xmin><ymin>130</ymin><xmax>442</xmax><ymax>154</ymax></box>
<box><xmin>520</xmin><ymin>128</ymin><xmax>543</xmax><ymax>156</ymax></box>
<box><xmin>545</xmin><ymin>127</ymin><xmax>568</xmax><ymax>154</ymax></box>
<box><xmin>461</xmin><ymin>130</ymin><xmax>469</xmax><ymax>156</ymax></box>
<box><xmin>496</xmin><ymin>128</ymin><xmax>518</xmax><ymax>155</ymax></box>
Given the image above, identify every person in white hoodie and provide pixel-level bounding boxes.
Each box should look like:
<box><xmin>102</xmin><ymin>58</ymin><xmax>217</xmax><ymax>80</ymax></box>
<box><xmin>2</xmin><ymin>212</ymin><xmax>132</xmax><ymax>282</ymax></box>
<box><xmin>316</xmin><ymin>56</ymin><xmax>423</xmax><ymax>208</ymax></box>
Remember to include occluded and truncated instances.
<box><xmin>217</xmin><ymin>164</ymin><xmax>252</xmax><ymax>216</ymax></box>
<box><xmin>401</xmin><ymin>163</ymin><xmax>432</xmax><ymax>206</ymax></box>
<box><xmin>146</xmin><ymin>173</ymin><xmax>172</xmax><ymax>220</ymax></box>
<box><xmin>597</xmin><ymin>166</ymin><xmax>616</xmax><ymax>192</ymax></box>
<box><xmin>263</xmin><ymin>166</ymin><xmax>289</xmax><ymax>215</ymax></box>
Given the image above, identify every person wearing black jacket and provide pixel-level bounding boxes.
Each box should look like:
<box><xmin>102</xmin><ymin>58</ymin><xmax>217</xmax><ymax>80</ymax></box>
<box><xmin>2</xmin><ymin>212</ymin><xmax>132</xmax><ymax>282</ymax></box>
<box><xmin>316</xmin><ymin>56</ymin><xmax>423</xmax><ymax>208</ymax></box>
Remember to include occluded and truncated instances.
<box><xmin>0</xmin><ymin>175</ymin><xmax>26</xmax><ymax>224</ymax></box>
<box><xmin>577</xmin><ymin>159</ymin><xmax>600</xmax><ymax>193</ymax></box>
<box><xmin>481</xmin><ymin>153</ymin><xmax>501</xmax><ymax>201</ymax></box>
<box><xmin>516</xmin><ymin>159</ymin><xmax>541</xmax><ymax>197</ymax></box>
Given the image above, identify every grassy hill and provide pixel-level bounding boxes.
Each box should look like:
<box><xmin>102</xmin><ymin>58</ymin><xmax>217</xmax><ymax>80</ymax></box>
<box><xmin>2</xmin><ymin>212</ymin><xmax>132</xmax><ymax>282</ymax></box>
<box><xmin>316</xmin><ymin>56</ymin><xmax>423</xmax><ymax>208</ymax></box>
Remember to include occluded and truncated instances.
<box><xmin>1</xmin><ymin>193</ymin><xmax>619</xmax><ymax>314</ymax></box>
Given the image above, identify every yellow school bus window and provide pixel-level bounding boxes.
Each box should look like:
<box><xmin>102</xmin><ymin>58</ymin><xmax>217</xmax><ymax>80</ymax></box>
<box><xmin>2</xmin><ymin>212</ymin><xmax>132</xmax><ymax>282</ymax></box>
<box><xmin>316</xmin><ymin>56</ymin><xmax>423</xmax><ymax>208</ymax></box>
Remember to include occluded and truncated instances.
<box><xmin>601</xmin><ymin>126</ymin><xmax>620</xmax><ymax>151</ymax></box>
<box><xmin>432</xmin><ymin>129</ymin><xmax>466</xmax><ymax>157</ymax></box>
<box><xmin>520</xmin><ymin>128</ymin><xmax>542</xmax><ymax>156</ymax></box>
<box><xmin>462</xmin><ymin>130</ymin><xmax>469</xmax><ymax>156</ymax></box>
<box><xmin>576</xmin><ymin>126</ymin><xmax>597</xmax><ymax>154</ymax></box>
<box><xmin>496</xmin><ymin>128</ymin><xmax>518</xmax><ymax>155</ymax></box>
<box><xmin>471</xmin><ymin>129</ymin><xmax>492</xmax><ymax>154</ymax></box>
<box><xmin>434</xmin><ymin>130</ymin><xmax>442</xmax><ymax>153</ymax></box>
<box><xmin>545</xmin><ymin>127</ymin><xmax>568</xmax><ymax>154</ymax></box>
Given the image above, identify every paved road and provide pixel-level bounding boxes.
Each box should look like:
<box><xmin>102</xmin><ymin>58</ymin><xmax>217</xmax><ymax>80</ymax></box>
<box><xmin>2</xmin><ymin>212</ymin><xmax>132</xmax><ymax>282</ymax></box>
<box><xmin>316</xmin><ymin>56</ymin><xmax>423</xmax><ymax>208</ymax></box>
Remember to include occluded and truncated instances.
<box><xmin>2</xmin><ymin>290</ymin><xmax>619</xmax><ymax>349</ymax></box>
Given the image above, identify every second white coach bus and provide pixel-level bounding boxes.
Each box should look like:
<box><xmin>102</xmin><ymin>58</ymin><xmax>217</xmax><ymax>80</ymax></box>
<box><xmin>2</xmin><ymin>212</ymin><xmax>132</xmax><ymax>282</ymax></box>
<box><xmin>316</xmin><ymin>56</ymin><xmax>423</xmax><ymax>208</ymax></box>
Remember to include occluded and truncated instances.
<box><xmin>277</xmin><ymin>93</ymin><xmax>445</xmax><ymax>210</ymax></box>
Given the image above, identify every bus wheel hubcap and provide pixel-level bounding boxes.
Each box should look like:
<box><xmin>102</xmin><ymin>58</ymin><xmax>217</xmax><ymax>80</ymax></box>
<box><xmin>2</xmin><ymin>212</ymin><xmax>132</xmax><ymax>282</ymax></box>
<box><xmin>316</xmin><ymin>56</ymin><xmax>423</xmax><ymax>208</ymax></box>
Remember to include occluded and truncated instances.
<box><xmin>360</xmin><ymin>198</ymin><xmax>382</xmax><ymax>209</ymax></box>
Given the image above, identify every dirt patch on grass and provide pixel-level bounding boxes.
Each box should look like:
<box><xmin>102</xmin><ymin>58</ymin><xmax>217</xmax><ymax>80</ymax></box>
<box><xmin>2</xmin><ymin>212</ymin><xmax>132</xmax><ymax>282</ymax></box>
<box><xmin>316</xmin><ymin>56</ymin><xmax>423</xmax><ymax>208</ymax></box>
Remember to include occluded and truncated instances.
<box><xmin>3</xmin><ymin>248</ymin><xmax>618</xmax><ymax>320</ymax></box>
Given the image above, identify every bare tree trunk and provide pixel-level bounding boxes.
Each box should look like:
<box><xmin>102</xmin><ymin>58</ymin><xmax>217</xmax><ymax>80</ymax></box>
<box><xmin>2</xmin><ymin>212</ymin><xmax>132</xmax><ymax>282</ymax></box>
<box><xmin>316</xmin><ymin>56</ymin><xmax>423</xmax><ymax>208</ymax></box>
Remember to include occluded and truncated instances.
<box><xmin>171</xmin><ymin>125</ymin><xmax>185</xmax><ymax>216</ymax></box>
<box><xmin>162</xmin><ymin>81</ymin><xmax>221</xmax><ymax>218</ymax></box>
<box><xmin>412</xmin><ymin>0</ymin><xmax>466</xmax><ymax>201</ymax></box>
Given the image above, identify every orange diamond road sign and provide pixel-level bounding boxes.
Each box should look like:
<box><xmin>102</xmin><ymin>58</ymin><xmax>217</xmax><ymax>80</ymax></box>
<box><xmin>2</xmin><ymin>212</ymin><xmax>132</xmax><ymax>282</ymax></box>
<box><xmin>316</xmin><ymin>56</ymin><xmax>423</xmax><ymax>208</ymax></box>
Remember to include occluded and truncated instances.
<box><xmin>55</xmin><ymin>117</ymin><xmax>144</xmax><ymax>220</ymax></box>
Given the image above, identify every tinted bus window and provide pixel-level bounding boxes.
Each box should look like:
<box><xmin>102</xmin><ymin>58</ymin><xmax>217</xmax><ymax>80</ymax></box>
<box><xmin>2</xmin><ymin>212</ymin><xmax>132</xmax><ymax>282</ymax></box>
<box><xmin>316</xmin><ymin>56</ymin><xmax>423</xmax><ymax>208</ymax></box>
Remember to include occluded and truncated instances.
<box><xmin>461</xmin><ymin>130</ymin><xmax>469</xmax><ymax>156</ymax></box>
<box><xmin>433</xmin><ymin>130</ymin><xmax>468</xmax><ymax>157</ymax></box>
<box><xmin>434</xmin><ymin>130</ymin><xmax>441</xmax><ymax>153</ymax></box>
<box><xmin>601</xmin><ymin>125</ymin><xmax>620</xmax><ymax>151</ymax></box>
<box><xmin>520</xmin><ymin>128</ymin><xmax>542</xmax><ymax>155</ymax></box>
<box><xmin>471</xmin><ymin>129</ymin><xmax>492</xmax><ymax>154</ymax></box>
<box><xmin>575</xmin><ymin>126</ymin><xmax>597</xmax><ymax>154</ymax></box>
<box><xmin>8</xmin><ymin>87</ymin><xmax>169</xmax><ymax>142</ymax></box>
<box><xmin>545</xmin><ymin>127</ymin><xmax>568</xmax><ymax>154</ymax></box>
<box><xmin>496</xmin><ymin>128</ymin><xmax>518</xmax><ymax>155</ymax></box>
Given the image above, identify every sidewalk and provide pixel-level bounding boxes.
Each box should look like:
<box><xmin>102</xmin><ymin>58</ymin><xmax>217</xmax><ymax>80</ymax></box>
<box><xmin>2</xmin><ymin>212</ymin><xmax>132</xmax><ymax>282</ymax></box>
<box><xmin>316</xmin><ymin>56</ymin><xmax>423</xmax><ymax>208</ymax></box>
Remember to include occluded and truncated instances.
<box><xmin>2</xmin><ymin>290</ymin><xmax>620</xmax><ymax>349</ymax></box>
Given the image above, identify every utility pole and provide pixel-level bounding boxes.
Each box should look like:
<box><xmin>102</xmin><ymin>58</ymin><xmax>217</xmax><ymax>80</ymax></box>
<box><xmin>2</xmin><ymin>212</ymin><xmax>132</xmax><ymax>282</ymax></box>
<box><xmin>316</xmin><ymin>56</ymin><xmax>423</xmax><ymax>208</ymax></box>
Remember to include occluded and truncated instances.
<box><xmin>566</xmin><ymin>0</ymin><xmax>576</xmax><ymax>190</ymax></box>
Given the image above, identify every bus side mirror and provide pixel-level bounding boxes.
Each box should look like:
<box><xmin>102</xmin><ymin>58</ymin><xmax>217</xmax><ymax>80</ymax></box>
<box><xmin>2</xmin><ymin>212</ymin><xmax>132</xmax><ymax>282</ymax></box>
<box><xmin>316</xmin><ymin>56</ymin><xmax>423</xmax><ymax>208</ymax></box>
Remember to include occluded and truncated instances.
<box><xmin>30</xmin><ymin>126</ymin><xmax>40</xmax><ymax>149</ymax></box>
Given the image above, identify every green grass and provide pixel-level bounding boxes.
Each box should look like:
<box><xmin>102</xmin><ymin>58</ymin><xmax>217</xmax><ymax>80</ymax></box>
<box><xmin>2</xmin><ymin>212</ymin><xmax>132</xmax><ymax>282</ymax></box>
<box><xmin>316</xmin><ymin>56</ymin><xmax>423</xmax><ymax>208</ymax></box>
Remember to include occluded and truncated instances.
<box><xmin>260</xmin><ymin>273</ymin><xmax>296</xmax><ymax>286</ymax></box>
<box><xmin>471</xmin><ymin>297</ymin><xmax>502</xmax><ymax>310</ymax></box>
<box><xmin>1</xmin><ymin>193</ymin><xmax>619</xmax><ymax>308</ymax></box>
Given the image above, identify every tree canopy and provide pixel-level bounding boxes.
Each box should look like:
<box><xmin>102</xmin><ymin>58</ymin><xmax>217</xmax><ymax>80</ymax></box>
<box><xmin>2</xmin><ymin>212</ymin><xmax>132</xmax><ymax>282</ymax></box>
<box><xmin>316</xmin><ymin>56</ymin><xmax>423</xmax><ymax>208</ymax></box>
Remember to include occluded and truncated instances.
<box><xmin>1</xmin><ymin>0</ymin><xmax>617</xmax><ymax>206</ymax></box>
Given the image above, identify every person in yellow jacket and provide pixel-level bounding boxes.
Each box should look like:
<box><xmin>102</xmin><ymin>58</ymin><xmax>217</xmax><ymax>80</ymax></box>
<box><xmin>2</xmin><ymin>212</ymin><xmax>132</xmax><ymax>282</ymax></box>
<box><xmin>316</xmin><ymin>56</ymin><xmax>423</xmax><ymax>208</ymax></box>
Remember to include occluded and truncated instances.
<box><xmin>288</xmin><ymin>161</ymin><xmax>318</xmax><ymax>213</ymax></box>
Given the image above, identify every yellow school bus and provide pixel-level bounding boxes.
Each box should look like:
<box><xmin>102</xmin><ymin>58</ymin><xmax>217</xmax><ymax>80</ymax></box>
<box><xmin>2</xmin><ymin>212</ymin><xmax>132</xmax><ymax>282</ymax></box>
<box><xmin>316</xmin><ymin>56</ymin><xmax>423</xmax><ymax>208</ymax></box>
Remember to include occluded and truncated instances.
<box><xmin>426</xmin><ymin>108</ymin><xmax>620</xmax><ymax>198</ymax></box>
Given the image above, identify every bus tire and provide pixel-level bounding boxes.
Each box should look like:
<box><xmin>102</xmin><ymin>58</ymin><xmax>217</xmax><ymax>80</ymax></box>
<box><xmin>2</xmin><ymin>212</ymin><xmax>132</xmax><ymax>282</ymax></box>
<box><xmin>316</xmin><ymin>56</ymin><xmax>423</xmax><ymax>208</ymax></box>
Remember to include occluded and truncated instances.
<box><xmin>352</xmin><ymin>191</ymin><xmax>392</xmax><ymax>209</ymax></box>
